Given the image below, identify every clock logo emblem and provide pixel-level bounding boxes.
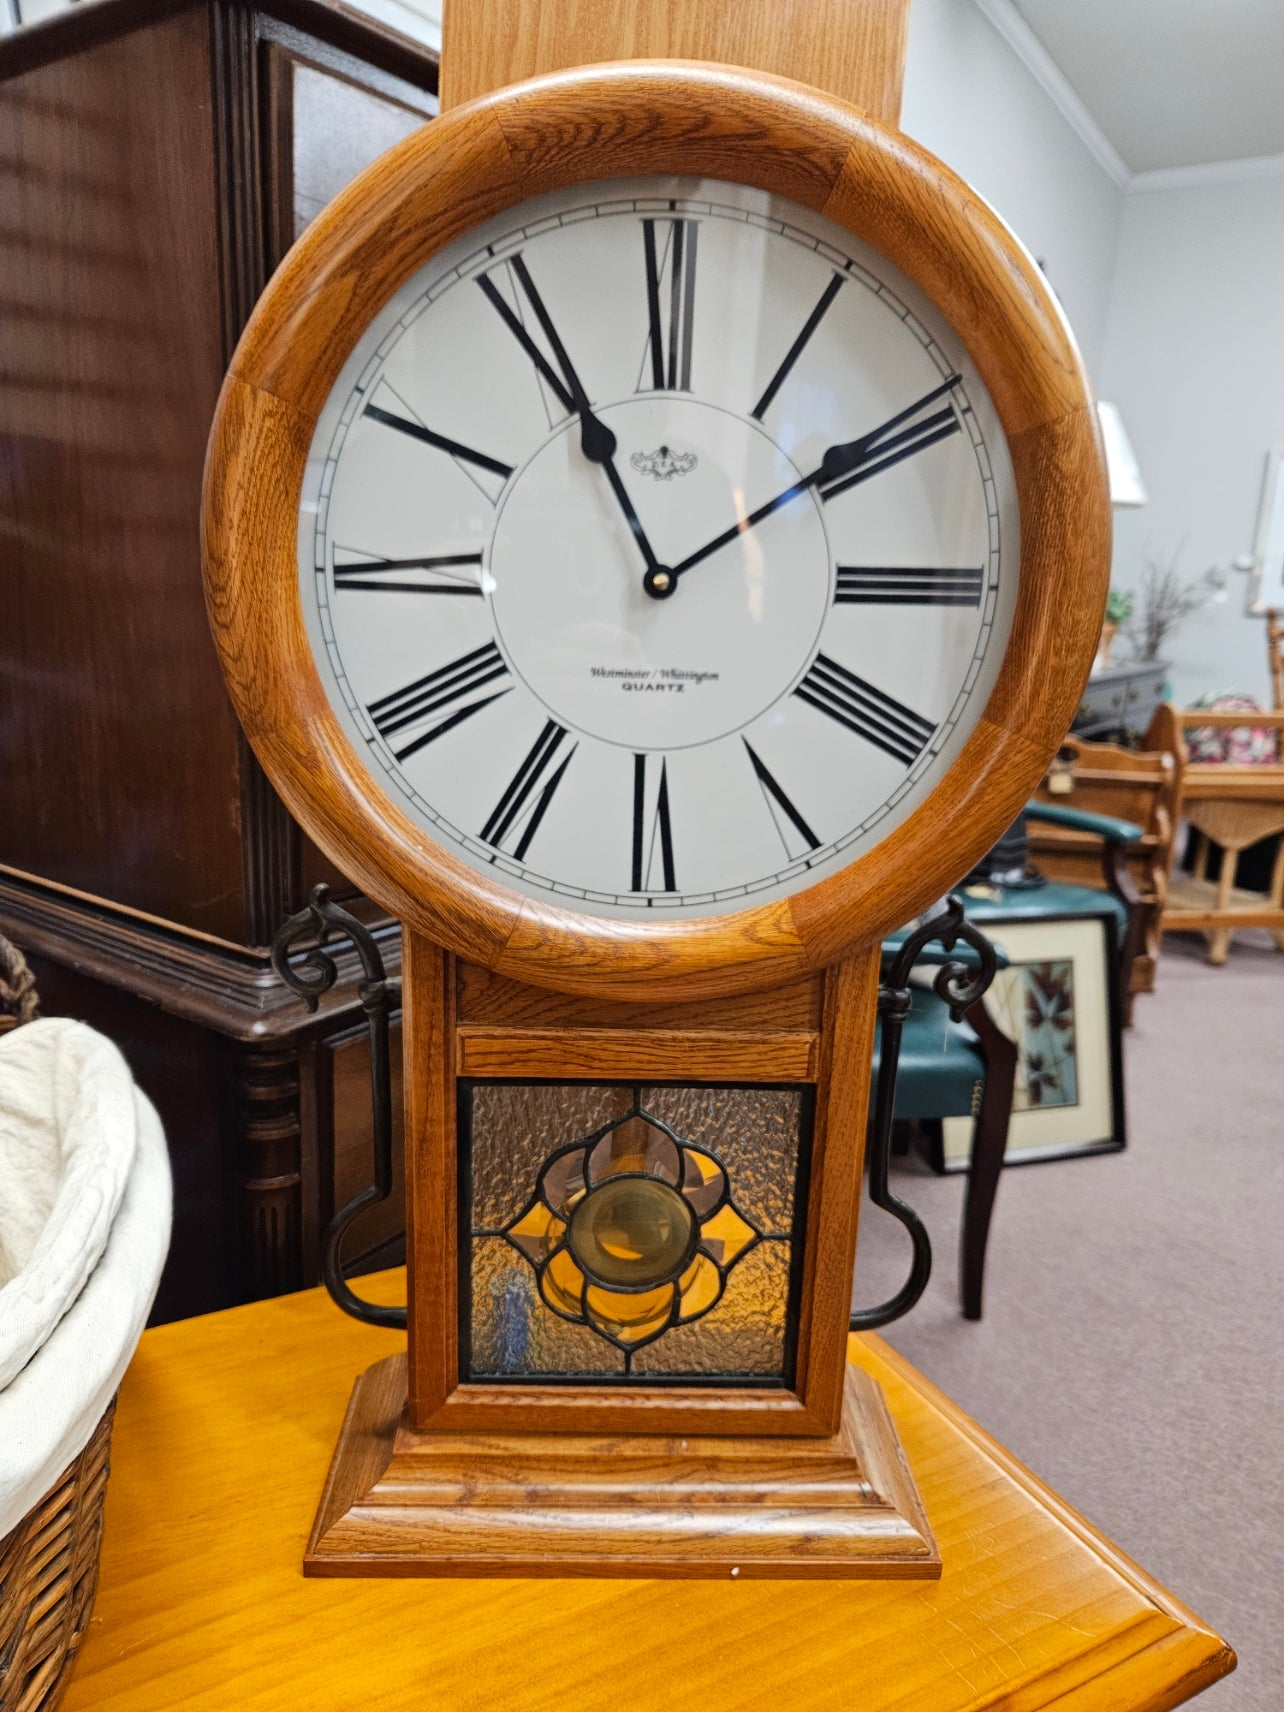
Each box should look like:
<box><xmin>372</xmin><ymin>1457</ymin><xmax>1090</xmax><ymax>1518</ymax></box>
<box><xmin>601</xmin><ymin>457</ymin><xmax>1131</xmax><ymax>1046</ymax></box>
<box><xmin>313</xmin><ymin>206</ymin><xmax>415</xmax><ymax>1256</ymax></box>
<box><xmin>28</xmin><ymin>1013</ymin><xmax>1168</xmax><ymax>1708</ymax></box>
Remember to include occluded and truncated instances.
<box><xmin>630</xmin><ymin>444</ymin><xmax>697</xmax><ymax>481</ymax></box>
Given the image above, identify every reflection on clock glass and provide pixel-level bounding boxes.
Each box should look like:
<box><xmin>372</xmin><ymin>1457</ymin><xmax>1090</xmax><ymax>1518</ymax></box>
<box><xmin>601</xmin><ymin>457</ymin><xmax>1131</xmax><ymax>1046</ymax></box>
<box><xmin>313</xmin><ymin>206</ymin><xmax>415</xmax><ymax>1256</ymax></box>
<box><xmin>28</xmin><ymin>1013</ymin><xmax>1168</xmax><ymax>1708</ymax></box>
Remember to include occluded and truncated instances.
<box><xmin>297</xmin><ymin>177</ymin><xmax>1020</xmax><ymax>920</ymax></box>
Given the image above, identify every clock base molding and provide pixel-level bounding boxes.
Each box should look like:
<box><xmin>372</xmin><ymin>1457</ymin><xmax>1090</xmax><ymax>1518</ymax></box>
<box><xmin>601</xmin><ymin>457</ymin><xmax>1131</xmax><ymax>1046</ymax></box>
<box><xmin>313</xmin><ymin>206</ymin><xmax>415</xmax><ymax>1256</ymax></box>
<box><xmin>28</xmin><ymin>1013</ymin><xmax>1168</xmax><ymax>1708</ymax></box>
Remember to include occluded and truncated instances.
<box><xmin>305</xmin><ymin>1352</ymin><xmax>941</xmax><ymax>1579</ymax></box>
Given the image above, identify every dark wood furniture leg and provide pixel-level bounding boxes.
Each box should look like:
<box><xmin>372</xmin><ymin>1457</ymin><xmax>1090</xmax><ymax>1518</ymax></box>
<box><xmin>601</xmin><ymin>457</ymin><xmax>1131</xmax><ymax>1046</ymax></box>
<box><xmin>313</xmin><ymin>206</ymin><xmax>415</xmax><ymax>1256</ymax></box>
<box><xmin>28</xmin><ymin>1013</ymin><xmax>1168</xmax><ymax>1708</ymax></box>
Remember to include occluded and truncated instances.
<box><xmin>1101</xmin><ymin>840</ymin><xmax>1146</xmax><ymax>1026</ymax></box>
<box><xmin>960</xmin><ymin>999</ymin><xmax>1019</xmax><ymax>1321</ymax></box>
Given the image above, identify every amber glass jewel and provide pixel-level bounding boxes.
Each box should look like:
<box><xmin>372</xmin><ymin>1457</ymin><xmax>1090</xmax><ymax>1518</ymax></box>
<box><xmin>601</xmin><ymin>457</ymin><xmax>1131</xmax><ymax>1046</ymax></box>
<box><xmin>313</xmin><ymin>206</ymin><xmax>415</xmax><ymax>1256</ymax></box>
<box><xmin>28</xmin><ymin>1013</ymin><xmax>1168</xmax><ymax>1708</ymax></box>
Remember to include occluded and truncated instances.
<box><xmin>568</xmin><ymin>1178</ymin><xmax>697</xmax><ymax>1290</ymax></box>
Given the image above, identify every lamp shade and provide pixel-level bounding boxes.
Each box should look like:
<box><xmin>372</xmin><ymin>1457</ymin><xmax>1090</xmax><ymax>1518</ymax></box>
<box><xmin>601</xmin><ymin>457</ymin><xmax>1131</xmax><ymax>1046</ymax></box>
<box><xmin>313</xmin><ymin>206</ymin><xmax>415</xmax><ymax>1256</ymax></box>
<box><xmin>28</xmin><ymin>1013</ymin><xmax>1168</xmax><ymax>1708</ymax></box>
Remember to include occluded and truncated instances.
<box><xmin>1097</xmin><ymin>400</ymin><xmax>1148</xmax><ymax>506</ymax></box>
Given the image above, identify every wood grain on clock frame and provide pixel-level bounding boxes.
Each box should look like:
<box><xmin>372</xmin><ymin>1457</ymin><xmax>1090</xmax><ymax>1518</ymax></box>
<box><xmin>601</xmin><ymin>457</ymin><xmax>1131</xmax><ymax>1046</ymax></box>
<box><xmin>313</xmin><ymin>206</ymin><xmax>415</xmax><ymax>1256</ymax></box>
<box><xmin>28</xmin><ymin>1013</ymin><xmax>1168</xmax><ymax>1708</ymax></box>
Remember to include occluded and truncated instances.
<box><xmin>202</xmin><ymin>60</ymin><xmax>1111</xmax><ymax>1005</ymax></box>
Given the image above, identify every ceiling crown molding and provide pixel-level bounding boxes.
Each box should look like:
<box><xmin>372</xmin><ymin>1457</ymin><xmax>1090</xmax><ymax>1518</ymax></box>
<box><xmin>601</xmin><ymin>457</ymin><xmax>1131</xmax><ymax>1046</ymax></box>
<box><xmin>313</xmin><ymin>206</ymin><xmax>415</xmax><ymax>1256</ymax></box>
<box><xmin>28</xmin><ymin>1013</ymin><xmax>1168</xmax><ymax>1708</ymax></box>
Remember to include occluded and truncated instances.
<box><xmin>970</xmin><ymin>0</ymin><xmax>1131</xmax><ymax>189</ymax></box>
<box><xmin>1128</xmin><ymin>153</ymin><xmax>1284</xmax><ymax>194</ymax></box>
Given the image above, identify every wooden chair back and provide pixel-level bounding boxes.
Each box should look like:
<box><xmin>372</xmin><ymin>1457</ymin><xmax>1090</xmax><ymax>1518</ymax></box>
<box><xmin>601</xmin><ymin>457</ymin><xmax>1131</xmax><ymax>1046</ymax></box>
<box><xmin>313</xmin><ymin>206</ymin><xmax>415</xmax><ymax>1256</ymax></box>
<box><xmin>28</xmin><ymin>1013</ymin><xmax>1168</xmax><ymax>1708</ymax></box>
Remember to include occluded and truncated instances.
<box><xmin>1029</xmin><ymin>735</ymin><xmax>1177</xmax><ymax>998</ymax></box>
<box><xmin>1142</xmin><ymin>702</ymin><xmax>1284</xmax><ymax>963</ymax></box>
<box><xmin>1267</xmin><ymin>611</ymin><xmax>1284</xmax><ymax>719</ymax></box>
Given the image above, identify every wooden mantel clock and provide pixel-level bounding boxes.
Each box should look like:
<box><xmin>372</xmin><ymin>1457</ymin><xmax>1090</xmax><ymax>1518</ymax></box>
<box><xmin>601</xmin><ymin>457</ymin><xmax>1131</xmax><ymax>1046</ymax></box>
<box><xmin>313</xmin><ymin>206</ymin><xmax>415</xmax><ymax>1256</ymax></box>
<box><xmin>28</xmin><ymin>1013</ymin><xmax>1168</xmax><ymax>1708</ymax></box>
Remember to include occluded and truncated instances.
<box><xmin>202</xmin><ymin>60</ymin><xmax>1108</xmax><ymax>1577</ymax></box>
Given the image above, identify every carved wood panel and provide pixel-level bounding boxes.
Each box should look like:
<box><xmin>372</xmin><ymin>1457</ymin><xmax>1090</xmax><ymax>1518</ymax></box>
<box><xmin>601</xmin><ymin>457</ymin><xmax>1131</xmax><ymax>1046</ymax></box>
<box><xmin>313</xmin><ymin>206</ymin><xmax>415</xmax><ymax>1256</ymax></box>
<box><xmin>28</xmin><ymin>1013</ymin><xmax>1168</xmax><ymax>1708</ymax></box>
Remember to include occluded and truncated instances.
<box><xmin>302</xmin><ymin>1016</ymin><xmax>407</xmax><ymax>1277</ymax></box>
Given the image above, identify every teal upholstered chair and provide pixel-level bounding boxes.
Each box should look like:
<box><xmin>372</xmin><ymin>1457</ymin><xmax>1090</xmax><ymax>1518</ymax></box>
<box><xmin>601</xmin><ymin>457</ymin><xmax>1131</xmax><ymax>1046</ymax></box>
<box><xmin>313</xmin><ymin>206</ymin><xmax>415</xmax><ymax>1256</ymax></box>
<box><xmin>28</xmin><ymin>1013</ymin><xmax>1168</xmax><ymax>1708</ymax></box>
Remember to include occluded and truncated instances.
<box><xmin>879</xmin><ymin>802</ymin><xmax>1144</xmax><ymax>1321</ymax></box>
<box><xmin>872</xmin><ymin>927</ymin><xmax>1016</xmax><ymax>1322</ymax></box>
<box><xmin>867</xmin><ymin>803</ymin><xmax>1146</xmax><ymax>1324</ymax></box>
<box><xmin>964</xmin><ymin>800</ymin><xmax>1146</xmax><ymax>1023</ymax></box>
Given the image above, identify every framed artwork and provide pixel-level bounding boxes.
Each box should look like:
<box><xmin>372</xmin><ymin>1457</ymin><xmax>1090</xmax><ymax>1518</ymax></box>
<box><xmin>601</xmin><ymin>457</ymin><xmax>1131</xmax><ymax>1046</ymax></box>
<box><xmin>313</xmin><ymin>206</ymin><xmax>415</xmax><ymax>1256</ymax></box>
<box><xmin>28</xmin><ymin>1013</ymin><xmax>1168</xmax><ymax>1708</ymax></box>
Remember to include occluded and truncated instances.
<box><xmin>942</xmin><ymin>911</ymin><xmax>1125</xmax><ymax>1168</ymax></box>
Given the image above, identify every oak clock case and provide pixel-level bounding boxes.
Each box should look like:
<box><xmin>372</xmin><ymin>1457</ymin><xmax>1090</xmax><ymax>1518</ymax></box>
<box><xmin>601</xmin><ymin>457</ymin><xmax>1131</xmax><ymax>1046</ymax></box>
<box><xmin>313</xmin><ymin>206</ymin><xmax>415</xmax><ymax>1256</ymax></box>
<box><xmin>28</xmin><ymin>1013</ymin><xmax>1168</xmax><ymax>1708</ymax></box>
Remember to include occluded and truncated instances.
<box><xmin>203</xmin><ymin>63</ymin><xmax>1109</xmax><ymax>1576</ymax></box>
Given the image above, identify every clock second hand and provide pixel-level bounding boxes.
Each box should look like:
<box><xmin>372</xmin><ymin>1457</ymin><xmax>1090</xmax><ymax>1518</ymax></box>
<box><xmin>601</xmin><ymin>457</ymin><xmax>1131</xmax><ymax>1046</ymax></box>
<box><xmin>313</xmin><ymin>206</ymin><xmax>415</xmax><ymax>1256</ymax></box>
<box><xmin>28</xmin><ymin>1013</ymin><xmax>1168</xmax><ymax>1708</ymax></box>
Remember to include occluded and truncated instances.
<box><xmin>482</xmin><ymin>257</ymin><xmax>675</xmax><ymax>588</ymax></box>
<box><xmin>640</xmin><ymin>374</ymin><xmax>962</xmax><ymax>600</ymax></box>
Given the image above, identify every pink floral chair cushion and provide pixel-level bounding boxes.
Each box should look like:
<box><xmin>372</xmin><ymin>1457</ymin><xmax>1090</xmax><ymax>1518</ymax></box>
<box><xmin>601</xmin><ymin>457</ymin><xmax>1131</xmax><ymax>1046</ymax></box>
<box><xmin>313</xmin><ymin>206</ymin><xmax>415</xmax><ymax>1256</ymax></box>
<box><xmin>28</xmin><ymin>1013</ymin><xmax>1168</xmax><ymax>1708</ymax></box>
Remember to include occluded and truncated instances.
<box><xmin>1185</xmin><ymin>693</ymin><xmax>1277</xmax><ymax>765</ymax></box>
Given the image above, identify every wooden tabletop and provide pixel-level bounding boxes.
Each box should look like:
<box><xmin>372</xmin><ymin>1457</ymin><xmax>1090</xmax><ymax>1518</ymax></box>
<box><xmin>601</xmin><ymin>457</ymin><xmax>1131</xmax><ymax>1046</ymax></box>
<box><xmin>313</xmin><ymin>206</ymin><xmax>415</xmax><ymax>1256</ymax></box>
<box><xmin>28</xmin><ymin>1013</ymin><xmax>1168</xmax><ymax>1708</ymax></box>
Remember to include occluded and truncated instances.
<box><xmin>64</xmin><ymin>1270</ymin><xmax>1233</xmax><ymax>1712</ymax></box>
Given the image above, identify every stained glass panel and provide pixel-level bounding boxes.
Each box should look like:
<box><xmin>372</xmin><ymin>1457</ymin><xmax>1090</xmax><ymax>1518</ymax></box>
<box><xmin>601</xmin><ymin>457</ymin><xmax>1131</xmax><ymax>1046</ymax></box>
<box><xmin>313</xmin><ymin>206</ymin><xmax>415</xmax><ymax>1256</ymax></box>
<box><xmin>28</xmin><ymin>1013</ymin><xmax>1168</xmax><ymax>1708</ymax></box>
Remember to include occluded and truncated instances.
<box><xmin>461</xmin><ymin>1081</ymin><xmax>811</xmax><ymax>1385</ymax></box>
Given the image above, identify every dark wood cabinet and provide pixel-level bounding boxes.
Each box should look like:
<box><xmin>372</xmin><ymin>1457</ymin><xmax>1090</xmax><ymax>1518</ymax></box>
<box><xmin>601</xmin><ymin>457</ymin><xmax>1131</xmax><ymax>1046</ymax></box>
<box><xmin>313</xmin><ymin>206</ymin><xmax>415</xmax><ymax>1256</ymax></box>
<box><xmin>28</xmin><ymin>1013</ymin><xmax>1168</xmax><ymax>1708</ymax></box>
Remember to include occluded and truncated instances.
<box><xmin>0</xmin><ymin>0</ymin><xmax>434</xmax><ymax>1320</ymax></box>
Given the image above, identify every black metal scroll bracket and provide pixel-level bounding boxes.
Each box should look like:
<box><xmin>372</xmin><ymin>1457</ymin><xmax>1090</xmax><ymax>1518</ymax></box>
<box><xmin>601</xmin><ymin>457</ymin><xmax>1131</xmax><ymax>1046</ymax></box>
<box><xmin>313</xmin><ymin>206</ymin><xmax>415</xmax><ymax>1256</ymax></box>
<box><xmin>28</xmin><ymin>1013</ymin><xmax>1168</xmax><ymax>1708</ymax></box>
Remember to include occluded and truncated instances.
<box><xmin>271</xmin><ymin>884</ymin><xmax>408</xmax><ymax>1329</ymax></box>
<box><xmin>850</xmin><ymin>893</ymin><xmax>999</xmax><ymax>1332</ymax></box>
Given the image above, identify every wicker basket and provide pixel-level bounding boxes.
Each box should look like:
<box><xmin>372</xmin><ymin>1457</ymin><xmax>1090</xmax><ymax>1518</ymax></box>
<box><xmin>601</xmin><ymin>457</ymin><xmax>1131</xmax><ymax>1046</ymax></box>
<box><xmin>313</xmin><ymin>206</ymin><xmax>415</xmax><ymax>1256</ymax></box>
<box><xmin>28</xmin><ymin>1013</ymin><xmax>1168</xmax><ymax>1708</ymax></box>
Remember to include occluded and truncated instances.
<box><xmin>0</xmin><ymin>1402</ymin><xmax>115</xmax><ymax>1712</ymax></box>
<box><xmin>0</xmin><ymin>933</ymin><xmax>116</xmax><ymax>1712</ymax></box>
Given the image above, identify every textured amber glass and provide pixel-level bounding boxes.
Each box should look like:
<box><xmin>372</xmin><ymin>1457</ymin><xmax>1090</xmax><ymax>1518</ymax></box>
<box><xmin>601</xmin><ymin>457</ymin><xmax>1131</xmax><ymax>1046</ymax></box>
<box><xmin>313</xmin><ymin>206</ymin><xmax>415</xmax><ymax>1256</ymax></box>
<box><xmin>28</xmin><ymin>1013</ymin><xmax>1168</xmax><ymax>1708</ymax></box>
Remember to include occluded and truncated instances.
<box><xmin>463</xmin><ymin>1081</ymin><xmax>810</xmax><ymax>1383</ymax></box>
<box><xmin>632</xmin><ymin>1242</ymin><xmax>792</xmax><ymax>1377</ymax></box>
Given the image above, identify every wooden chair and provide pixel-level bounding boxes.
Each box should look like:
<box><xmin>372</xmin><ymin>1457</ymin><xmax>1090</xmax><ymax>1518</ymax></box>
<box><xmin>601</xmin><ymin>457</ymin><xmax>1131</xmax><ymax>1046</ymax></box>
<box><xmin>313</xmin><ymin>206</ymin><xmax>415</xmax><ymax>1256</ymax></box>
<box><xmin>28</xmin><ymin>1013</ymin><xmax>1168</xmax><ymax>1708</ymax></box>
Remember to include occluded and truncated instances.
<box><xmin>1028</xmin><ymin>736</ymin><xmax>1178</xmax><ymax>1011</ymax></box>
<box><xmin>1145</xmin><ymin>702</ymin><xmax>1284</xmax><ymax>963</ymax></box>
<box><xmin>1267</xmin><ymin>611</ymin><xmax>1283</xmax><ymax>722</ymax></box>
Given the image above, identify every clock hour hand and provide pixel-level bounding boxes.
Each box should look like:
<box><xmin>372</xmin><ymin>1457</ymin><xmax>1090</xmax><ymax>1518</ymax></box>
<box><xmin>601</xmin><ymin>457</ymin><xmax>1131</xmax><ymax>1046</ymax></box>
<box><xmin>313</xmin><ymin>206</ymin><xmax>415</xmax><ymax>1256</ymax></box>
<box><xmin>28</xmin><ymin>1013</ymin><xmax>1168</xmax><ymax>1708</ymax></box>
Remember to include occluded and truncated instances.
<box><xmin>811</xmin><ymin>372</ymin><xmax>962</xmax><ymax>497</ymax></box>
<box><xmin>643</xmin><ymin>375</ymin><xmax>962</xmax><ymax>599</ymax></box>
<box><xmin>480</xmin><ymin>257</ymin><xmax>672</xmax><ymax>584</ymax></box>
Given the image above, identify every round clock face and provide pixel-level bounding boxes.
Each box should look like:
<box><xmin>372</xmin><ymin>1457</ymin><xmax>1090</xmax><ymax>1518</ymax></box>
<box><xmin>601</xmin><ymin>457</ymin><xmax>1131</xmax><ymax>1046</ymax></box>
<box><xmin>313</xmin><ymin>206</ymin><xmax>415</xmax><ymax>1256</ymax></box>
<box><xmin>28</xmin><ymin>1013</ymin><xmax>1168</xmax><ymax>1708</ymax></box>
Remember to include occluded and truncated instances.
<box><xmin>298</xmin><ymin>177</ymin><xmax>1020</xmax><ymax>921</ymax></box>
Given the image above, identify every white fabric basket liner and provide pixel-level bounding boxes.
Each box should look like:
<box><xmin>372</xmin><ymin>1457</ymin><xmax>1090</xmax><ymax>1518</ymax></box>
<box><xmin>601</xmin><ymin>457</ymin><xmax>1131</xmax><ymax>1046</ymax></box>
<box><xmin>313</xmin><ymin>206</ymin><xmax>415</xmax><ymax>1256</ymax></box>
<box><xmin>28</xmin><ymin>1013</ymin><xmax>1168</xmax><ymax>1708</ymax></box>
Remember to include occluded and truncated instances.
<box><xmin>0</xmin><ymin>1018</ymin><xmax>172</xmax><ymax>1539</ymax></box>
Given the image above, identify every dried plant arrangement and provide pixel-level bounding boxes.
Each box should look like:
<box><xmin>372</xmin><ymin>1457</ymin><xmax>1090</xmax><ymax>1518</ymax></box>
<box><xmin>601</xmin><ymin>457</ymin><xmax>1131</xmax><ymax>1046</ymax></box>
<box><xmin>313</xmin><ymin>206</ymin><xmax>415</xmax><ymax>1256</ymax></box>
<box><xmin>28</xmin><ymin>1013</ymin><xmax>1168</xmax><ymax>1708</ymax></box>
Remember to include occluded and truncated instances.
<box><xmin>1125</xmin><ymin>548</ymin><xmax>1215</xmax><ymax>661</ymax></box>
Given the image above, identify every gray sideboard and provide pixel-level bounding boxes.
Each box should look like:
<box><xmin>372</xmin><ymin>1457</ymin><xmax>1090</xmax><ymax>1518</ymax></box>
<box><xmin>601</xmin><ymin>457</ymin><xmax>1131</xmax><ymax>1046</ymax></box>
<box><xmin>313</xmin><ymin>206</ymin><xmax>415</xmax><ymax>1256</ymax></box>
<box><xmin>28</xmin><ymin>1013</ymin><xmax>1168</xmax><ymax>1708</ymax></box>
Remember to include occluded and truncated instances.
<box><xmin>1072</xmin><ymin>660</ymin><xmax>1169</xmax><ymax>744</ymax></box>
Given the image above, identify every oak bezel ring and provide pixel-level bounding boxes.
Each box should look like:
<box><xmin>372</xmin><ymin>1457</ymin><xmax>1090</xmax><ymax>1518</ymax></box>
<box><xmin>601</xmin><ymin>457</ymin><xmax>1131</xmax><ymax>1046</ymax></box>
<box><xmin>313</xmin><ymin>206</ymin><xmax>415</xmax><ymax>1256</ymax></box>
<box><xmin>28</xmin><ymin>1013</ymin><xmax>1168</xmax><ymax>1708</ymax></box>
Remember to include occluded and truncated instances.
<box><xmin>201</xmin><ymin>59</ymin><xmax>1109</xmax><ymax>1000</ymax></box>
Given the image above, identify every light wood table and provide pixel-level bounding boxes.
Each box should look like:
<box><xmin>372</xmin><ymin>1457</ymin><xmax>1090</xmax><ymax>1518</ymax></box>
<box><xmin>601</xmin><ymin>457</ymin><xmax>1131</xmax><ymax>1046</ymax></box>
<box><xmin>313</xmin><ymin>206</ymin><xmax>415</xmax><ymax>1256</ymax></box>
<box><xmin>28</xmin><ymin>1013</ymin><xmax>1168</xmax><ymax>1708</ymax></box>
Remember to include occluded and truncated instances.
<box><xmin>63</xmin><ymin>1270</ymin><xmax>1233</xmax><ymax>1712</ymax></box>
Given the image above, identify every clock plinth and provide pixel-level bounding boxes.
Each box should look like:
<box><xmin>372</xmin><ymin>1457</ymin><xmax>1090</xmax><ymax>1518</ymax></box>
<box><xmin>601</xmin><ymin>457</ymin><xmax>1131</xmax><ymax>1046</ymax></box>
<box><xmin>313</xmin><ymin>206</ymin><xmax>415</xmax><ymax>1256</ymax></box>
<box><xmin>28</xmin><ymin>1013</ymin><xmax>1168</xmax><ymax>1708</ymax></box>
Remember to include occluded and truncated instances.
<box><xmin>306</xmin><ymin>1352</ymin><xmax>939</xmax><ymax>1578</ymax></box>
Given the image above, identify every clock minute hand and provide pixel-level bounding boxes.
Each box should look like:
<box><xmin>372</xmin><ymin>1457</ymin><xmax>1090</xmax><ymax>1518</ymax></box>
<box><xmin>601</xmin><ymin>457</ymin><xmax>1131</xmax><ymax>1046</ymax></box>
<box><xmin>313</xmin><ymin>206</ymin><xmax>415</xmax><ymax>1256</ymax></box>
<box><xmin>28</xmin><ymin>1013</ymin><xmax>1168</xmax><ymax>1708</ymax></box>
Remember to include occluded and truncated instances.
<box><xmin>480</xmin><ymin>259</ymin><xmax>670</xmax><ymax>581</ymax></box>
<box><xmin>645</xmin><ymin>471</ymin><xmax>813</xmax><ymax>596</ymax></box>
<box><xmin>647</xmin><ymin>375</ymin><xmax>963</xmax><ymax>598</ymax></box>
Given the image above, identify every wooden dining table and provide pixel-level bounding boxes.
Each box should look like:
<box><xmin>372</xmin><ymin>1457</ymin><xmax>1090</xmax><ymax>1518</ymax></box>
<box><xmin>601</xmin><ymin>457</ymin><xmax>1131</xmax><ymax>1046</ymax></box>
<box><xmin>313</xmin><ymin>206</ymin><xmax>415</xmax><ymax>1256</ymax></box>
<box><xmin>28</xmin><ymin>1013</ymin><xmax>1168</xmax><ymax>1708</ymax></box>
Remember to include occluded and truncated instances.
<box><xmin>61</xmin><ymin>1268</ymin><xmax>1233</xmax><ymax>1711</ymax></box>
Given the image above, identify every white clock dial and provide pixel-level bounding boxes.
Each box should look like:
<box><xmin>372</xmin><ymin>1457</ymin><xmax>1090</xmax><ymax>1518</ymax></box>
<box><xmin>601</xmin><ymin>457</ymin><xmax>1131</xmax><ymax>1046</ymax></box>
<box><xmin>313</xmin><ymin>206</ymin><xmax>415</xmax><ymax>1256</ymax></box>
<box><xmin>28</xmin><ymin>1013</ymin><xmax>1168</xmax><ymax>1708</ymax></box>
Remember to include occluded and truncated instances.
<box><xmin>297</xmin><ymin>177</ymin><xmax>1019</xmax><ymax>920</ymax></box>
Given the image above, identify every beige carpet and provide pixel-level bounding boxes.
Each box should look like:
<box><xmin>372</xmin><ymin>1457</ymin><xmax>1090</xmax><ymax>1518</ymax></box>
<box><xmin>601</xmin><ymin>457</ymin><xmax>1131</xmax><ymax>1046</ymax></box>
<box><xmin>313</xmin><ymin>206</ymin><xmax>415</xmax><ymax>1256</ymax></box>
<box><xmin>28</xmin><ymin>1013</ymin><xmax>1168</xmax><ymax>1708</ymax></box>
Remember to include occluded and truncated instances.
<box><xmin>853</xmin><ymin>930</ymin><xmax>1284</xmax><ymax>1712</ymax></box>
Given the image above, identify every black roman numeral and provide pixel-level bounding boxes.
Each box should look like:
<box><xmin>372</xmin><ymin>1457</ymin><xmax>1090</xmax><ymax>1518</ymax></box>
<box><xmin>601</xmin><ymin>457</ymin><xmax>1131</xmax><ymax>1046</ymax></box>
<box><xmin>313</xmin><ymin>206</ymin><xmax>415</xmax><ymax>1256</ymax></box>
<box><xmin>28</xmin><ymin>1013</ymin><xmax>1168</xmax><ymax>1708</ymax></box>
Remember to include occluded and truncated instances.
<box><xmin>480</xmin><ymin>720</ymin><xmax>575</xmax><ymax>860</ymax></box>
<box><xmin>641</xmin><ymin>217</ymin><xmax>698</xmax><ymax>392</ymax></box>
<box><xmin>334</xmin><ymin>551</ymin><xmax>484</xmax><ymax>596</ymax></box>
<box><xmin>793</xmin><ymin>655</ymin><xmax>934</xmax><ymax>767</ymax></box>
<box><xmin>631</xmin><ymin>754</ymin><xmax>676</xmax><ymax>893</ymax></box>
<box><xmin>834</xmin><ymin>565</ymin><xmax>983</xmax><ymax>607</ymax></box>
<box><xmin>743</xmin><ymin>740</ymin><xmax>820</xmax><ymax>857</ymax></box>
<box><xmin>751</xmin><ymin>273</ymin><xmax>844</xmax><ymax>420</ymax></box>
<box><xmin>364</xmin><ymin>403</ymin><xmax>514</xmax><ymax>479</ymax></box>
<box><xmin>818</xmin><ymin>376</ymin><xmax>962</xmax><ymax>504</ymax></box>
<box><xmin>477</xmin><ymin>253</ymin><xmax>581</xmax><ymax>418</ymax></box>
<box><xmin>367</xmin><ymin>642</ymin><xmax>510</xmax><ymax>762</ymax></box>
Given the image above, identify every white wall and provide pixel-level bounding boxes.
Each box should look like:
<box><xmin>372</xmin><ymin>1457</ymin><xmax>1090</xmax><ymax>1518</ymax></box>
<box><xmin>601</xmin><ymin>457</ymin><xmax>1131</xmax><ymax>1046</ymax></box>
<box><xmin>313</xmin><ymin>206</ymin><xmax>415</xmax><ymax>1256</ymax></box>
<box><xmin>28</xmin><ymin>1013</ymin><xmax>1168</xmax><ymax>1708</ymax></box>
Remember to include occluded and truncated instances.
<box><xmin>1099</xmin><ymin>172</ymin><xmax>1284</xmax><ymax>705</ymax></box>
<box><xmin>900</xmin><ymin>0</ymin><xmax>1124</xmax><ymax>376</ymax></box>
